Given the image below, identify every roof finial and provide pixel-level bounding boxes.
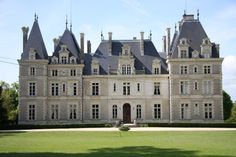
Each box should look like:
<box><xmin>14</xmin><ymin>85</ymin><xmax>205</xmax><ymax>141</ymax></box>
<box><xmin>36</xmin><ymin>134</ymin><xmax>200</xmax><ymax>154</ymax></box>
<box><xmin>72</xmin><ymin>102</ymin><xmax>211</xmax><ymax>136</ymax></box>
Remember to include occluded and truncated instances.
<box><xmin>175</xmin><ymin>23</ymin><xmax>177</xmax><ymax>32</ymax></box>
<box><xmin>184</xmin><ymin>0</ymin><xmax>187</xmax><ymax>15</ymax></box>
<box><xmin>65</xmin><ymin>14</ymin><xmax>68</xmax><ymax>30</ymax></box>
<box><xmin>197</xmin><ymin>9</ymin><xmax>199</xmax><ymax>20</ymax></box>
<box><xmin>149</xmin><ymin>30</ymin><xmax>152</xmax><ymax>40</ymax></box>
<box><xmin>101</xmin><ymin>30</ymin><xmax>104</xmax><ymax>41</ymax></box>
<box><xmin>34</xmin><ymin>13</ymin><xmax>37</xmax><ymax>21</ymax></box>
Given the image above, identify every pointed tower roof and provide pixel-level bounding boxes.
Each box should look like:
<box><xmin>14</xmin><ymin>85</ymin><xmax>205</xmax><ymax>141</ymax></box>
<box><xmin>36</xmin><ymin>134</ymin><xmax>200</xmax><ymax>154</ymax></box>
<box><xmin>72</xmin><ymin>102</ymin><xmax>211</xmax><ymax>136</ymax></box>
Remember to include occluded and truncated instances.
<box><xmin>21</xmin><ymin>17</ymin><xmax>48</xmax><ymax>59</ymax></box>
<box><xmin>53</xmin><ymin>29</ymin><xmax>81</xmax><ymax>62</ymax></box>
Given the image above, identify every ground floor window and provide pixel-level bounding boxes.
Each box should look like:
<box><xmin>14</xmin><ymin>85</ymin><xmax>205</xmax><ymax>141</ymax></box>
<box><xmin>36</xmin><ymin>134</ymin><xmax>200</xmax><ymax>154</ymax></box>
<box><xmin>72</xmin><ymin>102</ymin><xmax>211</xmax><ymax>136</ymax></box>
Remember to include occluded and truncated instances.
<box><xmin>136</xmin><ymin>105</ymin><xmax>141</xmax><ymax>119</ymax></box>
<box><xmin>204</xmin><ymin>103</ymin><xmax>213</xmax><ymax>119</ymax></box>
<box><xmin>180</xmin><ymin>103</ymin><xmax>190</xmax><ymax>119</ymax></box>
<box><xmin>69</xmin><ymin>104</ymin><xmax>77</xmax><ymax>119</ymax></box>
<box><xmin>154</xmin><ymin>104</ymin><xmax>161</xmax><ymax>119</ymax></box>
<box><xmin>92</xmin><ymin>104</ymin><xmax>99</xmax><ymax>119</ymax></box>
<box><xmin>28</xmin><ymin>104</ymin><xmax>35</xmax><ymax>120</ymax></box>
<box><xmin>112</xmin><ymin>105</ymin><xmax>117</xmax><ymax>119</ymax></box>
<box><xmin>51</xmin><ymin>104</ymin><xmax>59</xmax><ymax>120</ymax></box>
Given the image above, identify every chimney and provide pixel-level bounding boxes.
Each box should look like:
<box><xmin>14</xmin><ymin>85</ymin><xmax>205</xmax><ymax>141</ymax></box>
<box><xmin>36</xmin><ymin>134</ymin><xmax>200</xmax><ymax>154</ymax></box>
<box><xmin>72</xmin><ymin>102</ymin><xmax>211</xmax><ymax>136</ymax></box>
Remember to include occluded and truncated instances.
<box><xmin>80</xmin><ymin>33</ymin><xmax>84</xmax><ymax>54</ymax></box>
<box><xmin>21</xmin><ymin>26</ymin><xmax>29</xmax><ymax>52</ymax></box>
<box><xmin>140</xmin><ymin>31</ymin><xmax>144</xmax><ymax>56</ymax></box>
<box><xmin>108</xmin><ymin>32</ymin><xmax>112</xmax><ymax>56</ymax></box>
<box><xmin>162</xmin><ymin>36</ymin><xmax>166</xmax><ymax>53</ymax></box>
<box><xmin>166</xmin><ymin>28</ymin><xmax>171</xmax><ymax>55</ymax></box>
<box><xmin>87</xmin><ymin>40</ymin><xmax>91</xmax><ymax>53</ymax></box>
<box><xmin>53</xmin><ymin>38</ymin><xmax>59</xmax><ymax>51</ymax></box>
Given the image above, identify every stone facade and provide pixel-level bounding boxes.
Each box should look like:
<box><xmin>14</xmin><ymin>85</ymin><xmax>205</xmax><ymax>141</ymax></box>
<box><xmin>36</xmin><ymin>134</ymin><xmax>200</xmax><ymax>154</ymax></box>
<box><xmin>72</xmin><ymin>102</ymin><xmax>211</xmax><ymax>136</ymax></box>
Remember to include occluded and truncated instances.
<box><xmin>18</xmin><ymin>13</ymin><xmax>223</xmax><ymax>125</ymax></box>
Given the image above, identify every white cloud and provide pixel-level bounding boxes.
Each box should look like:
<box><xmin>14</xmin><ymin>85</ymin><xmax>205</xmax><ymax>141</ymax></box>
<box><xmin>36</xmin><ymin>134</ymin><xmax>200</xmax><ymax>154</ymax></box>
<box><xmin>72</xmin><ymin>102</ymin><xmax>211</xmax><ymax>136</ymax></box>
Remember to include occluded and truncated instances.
<box><xmin>222</xmin><ymin>55</ymin><xmax>236</xmax><ymax>101</ymax></box>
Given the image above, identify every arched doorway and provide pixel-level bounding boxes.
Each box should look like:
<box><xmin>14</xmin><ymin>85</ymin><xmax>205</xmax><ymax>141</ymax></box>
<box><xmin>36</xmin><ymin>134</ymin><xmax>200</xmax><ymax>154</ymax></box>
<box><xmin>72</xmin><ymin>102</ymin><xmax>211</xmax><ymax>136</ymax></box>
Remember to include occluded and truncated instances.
<box><xmin>123</xmin><ymin>103</ymin><xmax>131</xmax><ymax>123</ymax></box>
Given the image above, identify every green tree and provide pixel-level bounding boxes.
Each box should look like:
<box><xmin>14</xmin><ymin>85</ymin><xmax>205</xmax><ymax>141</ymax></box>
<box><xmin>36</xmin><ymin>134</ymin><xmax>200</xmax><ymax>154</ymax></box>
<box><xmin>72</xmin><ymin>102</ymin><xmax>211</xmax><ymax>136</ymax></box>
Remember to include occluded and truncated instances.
<box><xmin>223</xmin><ymin>90</ymin><xmax>233</xmax><ymax>120</ymax></box>
<box><xmin>227</xmin><ymin>104</ymin><xmax>236</xmax><ymax>122</ymax></box>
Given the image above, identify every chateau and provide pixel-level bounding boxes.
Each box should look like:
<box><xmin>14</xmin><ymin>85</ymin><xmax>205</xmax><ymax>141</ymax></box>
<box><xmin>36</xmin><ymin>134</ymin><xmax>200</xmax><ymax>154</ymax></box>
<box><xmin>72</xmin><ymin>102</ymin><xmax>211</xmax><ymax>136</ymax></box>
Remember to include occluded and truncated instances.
<box><xmin>18</xmin><ymin>13</ymin><xmax>224</xmax><ymax>125</ymax></box>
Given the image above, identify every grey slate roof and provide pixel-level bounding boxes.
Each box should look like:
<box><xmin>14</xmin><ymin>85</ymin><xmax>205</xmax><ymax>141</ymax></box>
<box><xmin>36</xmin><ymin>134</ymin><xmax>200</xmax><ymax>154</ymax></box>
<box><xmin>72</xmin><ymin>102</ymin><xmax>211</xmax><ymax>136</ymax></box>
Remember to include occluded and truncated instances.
<box><xmin>52</xmin><ymin>29</ymin><xmax>81</xmax><ymax>63</ymax></box>
<box><xmin>170</xmin><ymin>15</ymin><xmax>219</xmax><ymax>58</ymax></box>
<box><xmin>21</xmin><ymin>19</ymin><xmax>48</xmax><ymax>60</ymax></box>
<box><xmin>84</xmin><ymin>40</ymin><xmax>168</xmax><ymax>75</ymax></box>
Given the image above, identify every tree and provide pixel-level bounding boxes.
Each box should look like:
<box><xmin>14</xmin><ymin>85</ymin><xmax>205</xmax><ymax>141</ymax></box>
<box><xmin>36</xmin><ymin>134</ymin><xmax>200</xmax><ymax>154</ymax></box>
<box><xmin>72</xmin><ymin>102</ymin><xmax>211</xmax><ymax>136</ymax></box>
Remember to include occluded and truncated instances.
<box><xmin>227</xmin><ymin>104</ymin><xmax>236</xmax><ymax>123</ymax></box>
<box><xmin>223</xmin><ymin>90</ymin><xmax>233</xmax><ymax>120</ymax></box>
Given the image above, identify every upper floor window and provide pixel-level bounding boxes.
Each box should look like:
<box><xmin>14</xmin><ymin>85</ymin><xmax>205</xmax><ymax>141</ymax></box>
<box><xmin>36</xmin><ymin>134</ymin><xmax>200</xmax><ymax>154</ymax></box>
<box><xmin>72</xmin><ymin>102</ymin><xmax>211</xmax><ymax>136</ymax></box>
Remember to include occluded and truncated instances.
<box><xmin>70</xmin><ymin>57</ymin><xmax>76</xmax><ymax>64</ymax></box>
<box><xmin>73</xmin><ymin>83</ymin><xmax>77</xmax><ymax>96</ymax></box>
<box><xmin>30</xmin><ymin>67</ymin><xmax>36</xmax><ymax>76</ymax></box>
<box><xmin>62</xmin><ymin>83</ymin><xmax>66</xmax><ymax>93</ymax></box>
<box><xmin>204</xmin><ymin>66</ymin><xmax>211</xmax><ymax>74</ymax></box>
<box><xmin>180</xmin><ymin>50</ymin><xmax>187</xmax><ymax>58</ymax></box>
<box><xmin>29</xmin><ymin>48</ymin><xmax>36</xmax><ymax>60</ymax></box>
<box><xmin>113</xmin><ymin>83</ymin><xmax>116</xmax><ymax>92</ymax></box>
<box><xmin>92</xmin><ymin>83</ymin><xmax>99</xmax><ymax>96</ymax></box>
<box><xmin>137</xmin><ymin>83</ymin><xmax>140</xmax><ymax>92</ymax></box>
<box><xmin>71</xmin><ymin>69</ymin><xmax>76</xmax><ymax>76</ymax></box>
<box><xmin>51</xmin><ymin>57</ymin><xmax>58</xmax><ymax>64</ymax></box>
<box><xmin>180</xmin><ymin>81</ymin><xmax>188</xmax><ymax>95</ymax></box>
<box><xmin>122</xmin><ymin>65</ymin><xmax>131</xmax><ymax>75</ymax></box>
<box><xmin>52</xmin><ymin>70</ymin><xmax>58</xmax><ymax>76</ymax></box>
<box><xmin>123</xmin><ymin>82</ymin><xmax>130</xmax><ymax>95</ymax></box>
<box><xmin>154</xmin><ymin>68</ymin><xmax>160</xmax><ymax>74</ymax></box>
<box><xmin>194</xmin><ymin>81</ymin><xmax>198</xmax><ymax>90</ymax></box>
<box><xmin>203</xmin><ymin>80</ymin><xmax>212</xmax><ymax>95</ymax></box>
<box><xmin>154</xmin><ymin>82</ymin><xmax>160</xmax><ymax>95</ymax></box>
<box><xmin>61</xmin><ymin>56</ymin><xmax>67</xmax><ymax>64</ymax></box>
<box><xmin>180</xmin><ymin>66</ymin><xmax>188</xmax><ymax>74</ymax></box>
<box><xmin>51</xmin><ymin>83</ymin><xmax>59</xmax><ymax>96</ymax></box>
<box><xmin>93</xmin><ymin>68</ymin><xmax>98</xmax><ymax>75</ymax></box>
<box><xmin>29</xmin><ymin>82</ymin><xmax>36</xmax><ymax>96</ymax></box>
<box><xmin>193</xmin><ymin>66</ymin><xmax>198</xmax><ymax>74</ymax></box>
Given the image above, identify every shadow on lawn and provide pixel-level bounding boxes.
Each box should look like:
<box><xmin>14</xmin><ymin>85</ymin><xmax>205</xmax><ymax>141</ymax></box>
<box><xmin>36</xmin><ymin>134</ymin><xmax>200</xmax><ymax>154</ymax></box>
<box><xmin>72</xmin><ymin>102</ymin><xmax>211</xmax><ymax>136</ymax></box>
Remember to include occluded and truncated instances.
<box><xmin>0</xmin><ymin>146</ymin><xmax>234</xmax><ymax>157</ymax></box>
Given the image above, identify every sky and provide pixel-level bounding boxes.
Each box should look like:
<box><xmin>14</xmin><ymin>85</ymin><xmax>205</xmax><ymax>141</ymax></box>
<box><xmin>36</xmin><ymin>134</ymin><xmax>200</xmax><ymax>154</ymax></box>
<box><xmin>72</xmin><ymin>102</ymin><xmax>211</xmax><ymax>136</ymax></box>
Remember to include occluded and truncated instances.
<box><xmin>0</xmin><ymin>0</ymin><xmax>236</xmax><ymax>100</ymax></box>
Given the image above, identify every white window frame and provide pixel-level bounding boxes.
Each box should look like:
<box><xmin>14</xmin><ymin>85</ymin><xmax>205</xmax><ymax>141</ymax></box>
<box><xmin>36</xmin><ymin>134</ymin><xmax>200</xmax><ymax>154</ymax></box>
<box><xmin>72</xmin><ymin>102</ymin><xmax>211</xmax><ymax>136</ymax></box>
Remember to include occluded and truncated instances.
<box><xmin>154</xmin><ymin>104</ymin><xmax>161</xmax><ymax>119</ymax></box>
<box><xmin>28</xmin><ymin>104</ymin><xmax>36</xmax><ymax>120</ymax></box>
<box><xmin>91</xmin><ymin>104</ymin><xmax>99</xmax><ymax>119</ymax></box>
<box><xmin>92</xmin><ymin>82</ymin><xmax>99</xmax><ymax>96</ymax></box>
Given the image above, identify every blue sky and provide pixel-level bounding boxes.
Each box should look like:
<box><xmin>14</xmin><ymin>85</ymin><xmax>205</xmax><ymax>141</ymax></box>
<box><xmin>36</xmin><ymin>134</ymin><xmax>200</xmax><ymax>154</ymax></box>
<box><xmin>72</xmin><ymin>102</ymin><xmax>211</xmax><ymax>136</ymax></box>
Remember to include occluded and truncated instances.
<box><xmin>0</xmin><ymin>0</ymin><xmax>236</xmax><ymax>100</ymax></box>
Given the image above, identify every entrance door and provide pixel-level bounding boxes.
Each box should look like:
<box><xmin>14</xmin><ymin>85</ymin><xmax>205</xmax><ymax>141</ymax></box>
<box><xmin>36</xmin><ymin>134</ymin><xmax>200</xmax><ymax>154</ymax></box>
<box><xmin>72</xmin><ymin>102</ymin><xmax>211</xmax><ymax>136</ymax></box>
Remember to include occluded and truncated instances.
<box><xmin>123</xmin><ymin>103</ymin><xmax>131</xmax><ymax>123</ymax></box>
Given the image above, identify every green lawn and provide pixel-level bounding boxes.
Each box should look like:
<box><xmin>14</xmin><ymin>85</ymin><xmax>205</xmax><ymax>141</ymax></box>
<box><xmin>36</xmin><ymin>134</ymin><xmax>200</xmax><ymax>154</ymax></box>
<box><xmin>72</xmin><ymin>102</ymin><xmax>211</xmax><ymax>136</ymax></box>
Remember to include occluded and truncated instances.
<box><xmin>0</xmin><ymin>131</ymin><xmax>236</xmax><ymax>157</ymax></box>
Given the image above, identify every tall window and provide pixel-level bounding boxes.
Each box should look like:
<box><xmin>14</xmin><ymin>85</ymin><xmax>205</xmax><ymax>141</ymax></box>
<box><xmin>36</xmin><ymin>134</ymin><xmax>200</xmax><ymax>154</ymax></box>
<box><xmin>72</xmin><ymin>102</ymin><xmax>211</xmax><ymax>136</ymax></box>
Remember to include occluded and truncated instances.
<box><xmin>193</xmin><ymin>66</ymin><xmax>198</xmax><ymax>74</ymax></box>
<box><xmin>113</xmin><ymin>83</ymin><xmax>116</xmax><ymax>92</ymax></box>
<box><xmin>52</xmin><ymin>70</ymin><xmax>58</xmax><ymax>76</ymax></box>
<box><xmin>92</xmin><ymin>104</ymin><xmax>99</xmax><ymax>119</ymax></box>
<box><xmin>29</xmin><ymin>82</ymin><xmax>36</xmax><ymax>96</ymax></box>
<box><xmin>154</xmin><ymin>82</ymin><xmax>160</xmax><ymax>95</ymax></box>
<box><xmin>73</xmin><ymin>83</ymin><xmax>77</xmax><ymax>96</ymax></box>
<box><xmin>137</xmin><ymin>83</ymin><xmax>140</xmax><ymax>92</ymax></box>
<box><xmin>122</xmin><ymin>65</ymin><xmax>131</xmax><ymax>75</ymax></box>
<box><xmin>51</xmin><ymin>104</ymin><xmax>59</xmax><ymax>120</ymax></box>
<box><xmin>93</xmin><ymin>68</ymin><xmax>98</xmax><ymax>75</ymax></box>
<box><xmin>204</xmin><ymin>103</ymin><xmax>213</xmax><ymax>119</ymax></box>
<box><xmin>28</xmin><ymin>104</ymin><xmax>35</xmax><ymax>120</ymax></box>
<box><xmin>30</xmin><ymin>67</ymin><xmax>36</xmax><ymax>76</ymax></box>
<box><xmin>180</xmin><ymin>50</ymin><xmax>187</xmax><ymax>58</ymax></box>
<box><xmin>194</xmin><ymin>82</ymin><xmax>198</xmax><ymax>90</ymax></box>
<box><xmin>92</xmin><ymin>83</ymin><xmax>99</xmax><ymax>95</ymax></box>
<box><xmin>112</xmin><ymin>105</ymin><xmax>118</xmax><ymax>119</ymax></box>
<box><xmin>180</xmin><ymin>66</ymin><xmax>188</xmax><ymax>74</ymax></box>
<box><xmin>69</xmin><ymin>104</ymin><xmax>77</xmax><ymax>119</ymax></box>
<box><xmin>136</xmin><ymin>105</ymin><xmax>141</xmax><ymax>119</ymax></box>
<box><xmin>51</xmin><ymin>83</ymin><xmax>59</xmax><ymax>96</ymax></box>
<box><xmin>204</xmin><ymin>66</ymin><xmax>211</xmax><ymax>74</ymax></box>
<box><xmin>154</xmin><ymin>67</ymin><xmax>160</xmax><ymax>74</ymax></box>
<box><xmin>61</xmin><ymin>56</ymin><xmax>67</xmax><ymax>64</ymax></box>
<box><xmin>180</xmin><ymin>103</ymin><xmax>189</xmax><ymax>119</ymax></box>
<box><xmin>70</xmin><ymin>69</ymin><xmax>76</xmax><ymax>76</ymax></box>
<box><xmin>154</xmin><ymin>104</ymin><xmax>161</xmax><ymax>119</ymax></box>
<box><xmin>62</xmin><ymin>83</ymin><xmax>66</xmax><ymax>93</ymax></box>
<box><xmin>123</xmin><ymin>82</ymin><xmax>130</xmax><ymax>95</ymax></box>
<box><xmin>203</xmin><ymin>80</ymin><xmax>212</xmax><ymax>95</ymax></box>
<box><xmin>194</xmin><ymin>103</ymin><xmax>200</xmax><ymax>116</ymax></box>
<box><xmin>180</xmin><ymin>81</ymin><xmax>188</xmax><ymax>95</ymax></box>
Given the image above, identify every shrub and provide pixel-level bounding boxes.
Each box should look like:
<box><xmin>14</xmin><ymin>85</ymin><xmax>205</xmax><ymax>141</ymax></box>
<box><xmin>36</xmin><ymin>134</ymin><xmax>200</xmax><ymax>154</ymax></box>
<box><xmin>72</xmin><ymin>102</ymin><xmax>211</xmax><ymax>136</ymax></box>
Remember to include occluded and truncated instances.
<box><xmin>119</xmin><ymin>125</ymin><xmax>130</xmax><ymax>131</ymax></box>
<box><xmin>105</xmin><ymin>123</ymin><xmax>113</xmax><ymax>127</ymax></box>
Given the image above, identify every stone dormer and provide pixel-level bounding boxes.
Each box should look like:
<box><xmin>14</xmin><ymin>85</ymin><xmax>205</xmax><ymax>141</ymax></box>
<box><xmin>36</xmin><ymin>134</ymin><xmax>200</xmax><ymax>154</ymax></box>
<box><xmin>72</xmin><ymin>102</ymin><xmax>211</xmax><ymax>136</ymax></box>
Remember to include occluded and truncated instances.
<box><xmin>29</xmin><ymin>48</ymin><xmax>36</xmax><ymax>60</ymax></box>
<box><xmin>59</xmin><ymin>45</ymin><xmax>69</xmax><ymax>64</ymax></box>
<box><xmin>178</xmin><ymin>38</ymin><xmax>189</xmax><ymax>58</ymax></box>
<box><xmin>91</xmin><ymin>59</ymin><xmax>99</xmax><ymax>75</ymax></box>
<box><xmin>152</xmin><ymin>59</ymin><xmax>161</xmax><ymax>74</ymax></box>
<box><xmin>201</xmin><ymin>38</ymin><xmax>212</xmax><ymax>58</ymax></box>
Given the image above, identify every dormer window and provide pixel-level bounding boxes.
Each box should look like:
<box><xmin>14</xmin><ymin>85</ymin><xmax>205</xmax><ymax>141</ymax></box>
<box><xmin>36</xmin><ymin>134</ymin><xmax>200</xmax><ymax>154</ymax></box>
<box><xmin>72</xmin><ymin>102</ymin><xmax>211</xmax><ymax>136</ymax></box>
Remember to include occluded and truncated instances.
<box><xmin>29</xmin><ymin>48</ymin><xmax>36</xmax><ymax>60</ymax></box>
<box><xmin>122</xmin><ymin>64</ymin><xmax>131</xmax><ymax>75</ymax></box>
<box><xmin>122</xmin><ymin>44</ymin><xmax>131</xmax><ymax>56</ymax></box>
<box><xmin>51</xmin><ymin>56</ymin><xmax>58</xmax><ymax>64</ymax></box>
<box><xmin>59</xmin><ymin>45</ymin><xmax>69</xmax><ymax>64</ymax></box>
<box><xmin>70</xmin><ymin>56</ymin><xmax>76</xmax><ymax>64</ymax></box>
<box><xmin>178</xmin><ymin>38</ymin><xmax>189</xmax><ymax>58</ymax></box>
<box><xmin>61</xmin><ymin>56</ymin><xmax>67</xmax><ymax>64</ymax></box>
<box><xmin>201</xmin><ymin>38</ymin><xmax>212</xmax><ymax>58</ymax></box>
<box><xmin>192</xmin><ymin>50</ymin><xmax>199</xmax><ymax>58</ymax></box>
<box><xmin>91</xmin><ymin>59</ymin><xmax>99</xmax><ymax>75</ymax></box>
<box><xmin>152</xmin><ymin>59</ymin><xmax>161</xmax><ymax>74</ymax></box>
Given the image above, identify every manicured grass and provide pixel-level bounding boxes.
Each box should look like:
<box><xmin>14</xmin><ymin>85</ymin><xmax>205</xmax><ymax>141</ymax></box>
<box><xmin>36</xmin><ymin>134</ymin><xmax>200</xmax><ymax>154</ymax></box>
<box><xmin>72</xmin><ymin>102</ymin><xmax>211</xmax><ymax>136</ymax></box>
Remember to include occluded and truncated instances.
<box><xmin>0</xmin><ymin>131</ymin><xmax>236</xmax><ymax>157</ymax></box>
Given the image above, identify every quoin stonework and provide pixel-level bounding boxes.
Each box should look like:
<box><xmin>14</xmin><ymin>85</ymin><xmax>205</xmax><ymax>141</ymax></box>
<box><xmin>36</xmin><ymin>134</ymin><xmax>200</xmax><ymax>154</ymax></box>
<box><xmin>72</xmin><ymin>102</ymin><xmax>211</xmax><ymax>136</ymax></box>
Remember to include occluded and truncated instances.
<box><xmin>18</xmin><ymin>13</ymin><xmax>223</xmax><ymax>125</ymax></box>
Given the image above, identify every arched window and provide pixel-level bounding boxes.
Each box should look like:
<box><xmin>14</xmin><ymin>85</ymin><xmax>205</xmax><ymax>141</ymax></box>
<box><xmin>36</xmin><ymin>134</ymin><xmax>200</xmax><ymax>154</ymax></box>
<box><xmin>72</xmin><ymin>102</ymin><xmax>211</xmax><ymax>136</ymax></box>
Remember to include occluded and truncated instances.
<box><xmin>112</xmin><ymin>105</ymin><xmax>117</xmax><ymax>119</ymax></box>
<box><xmin>136</xmin><ymin>105</ymin><xmax>141</xmax><ymax>119</ymax></box>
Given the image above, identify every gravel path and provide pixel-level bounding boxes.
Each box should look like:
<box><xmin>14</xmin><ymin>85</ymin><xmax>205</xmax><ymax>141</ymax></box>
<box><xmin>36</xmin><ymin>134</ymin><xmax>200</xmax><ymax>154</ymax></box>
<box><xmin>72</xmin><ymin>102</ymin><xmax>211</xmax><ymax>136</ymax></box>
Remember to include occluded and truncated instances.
<box><xmin>1</xmin><ymin>127</ymin><xmax>236</xmax><ymax>133</ymax></box>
